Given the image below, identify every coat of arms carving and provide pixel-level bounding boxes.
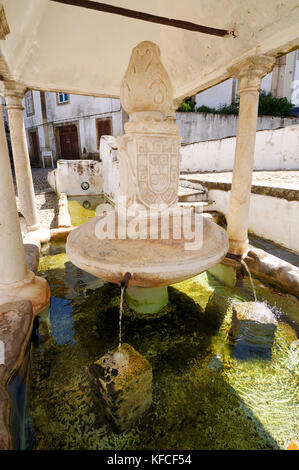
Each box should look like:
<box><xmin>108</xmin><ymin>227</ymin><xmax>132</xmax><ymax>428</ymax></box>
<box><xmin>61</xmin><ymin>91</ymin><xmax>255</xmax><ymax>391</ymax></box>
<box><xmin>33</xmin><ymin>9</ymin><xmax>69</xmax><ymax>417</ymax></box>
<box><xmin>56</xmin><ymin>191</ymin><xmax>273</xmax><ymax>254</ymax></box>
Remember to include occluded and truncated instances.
<box><xmin>137</xmin><ymin>136</ymin><xmax>180</xmax><ymax>207</ymax></box>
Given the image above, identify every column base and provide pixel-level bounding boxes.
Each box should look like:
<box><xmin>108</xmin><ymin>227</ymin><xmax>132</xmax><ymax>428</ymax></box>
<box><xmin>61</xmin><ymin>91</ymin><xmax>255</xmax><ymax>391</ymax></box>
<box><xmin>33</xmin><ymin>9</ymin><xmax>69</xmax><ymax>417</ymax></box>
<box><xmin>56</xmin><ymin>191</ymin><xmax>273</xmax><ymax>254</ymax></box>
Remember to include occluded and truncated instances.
<box><xmin>228</xmin><ymin>238</ymin><xmax>249</xmax><ymax>258</ymax></box>
<box><xmin>126</xmin><ymin>286</ymin><xmax>168</xmax><ymax>314</ymax></box>
<box><xmin>0</xmin><ymin>271</ymin><xmax>50</xmax><ymax>315</ymax></box>
<box><xmin>25</xmin><ymin>226</ymin><xmax>51</xmax><ymax>244</ymax></box>
<box><xmin>208</xmin><ymin>263</ymin><xmax>238</xmax><ymax>288</ymax></box>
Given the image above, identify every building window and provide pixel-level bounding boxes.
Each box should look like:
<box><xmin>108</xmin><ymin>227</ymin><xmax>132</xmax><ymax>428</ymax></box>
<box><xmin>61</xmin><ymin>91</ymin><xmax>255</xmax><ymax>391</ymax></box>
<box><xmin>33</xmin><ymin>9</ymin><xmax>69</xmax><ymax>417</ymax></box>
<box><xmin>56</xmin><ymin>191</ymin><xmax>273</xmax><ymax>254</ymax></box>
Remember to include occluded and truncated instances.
<box><xmin>25</xmin><ymin>91</ymin><xmax>35</xmax><ymax>116</ymax></box>
<box><xmin>57</xmin><ymin>92</ymin><xmax>70</xmax><ymax>105</ymax></box>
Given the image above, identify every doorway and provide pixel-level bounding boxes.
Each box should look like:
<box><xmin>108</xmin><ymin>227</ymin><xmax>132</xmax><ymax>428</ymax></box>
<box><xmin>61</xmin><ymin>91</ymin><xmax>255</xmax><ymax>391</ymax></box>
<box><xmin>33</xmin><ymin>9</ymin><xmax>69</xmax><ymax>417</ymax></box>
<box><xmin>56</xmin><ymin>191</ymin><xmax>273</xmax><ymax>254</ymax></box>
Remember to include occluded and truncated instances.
<box><xmin>29</xmin><ymin>130</ymin><xmax>40</xmax><ymax>165</ymax></box>
<box><xmin>96</xmin><ymin>118</ymin><xmax>112</xmax><ymax>148</ymax></box>
<box><xmin>58</xmin><ymin>124</ymin><xmax>79</xmax><ymax>159</ymax></box>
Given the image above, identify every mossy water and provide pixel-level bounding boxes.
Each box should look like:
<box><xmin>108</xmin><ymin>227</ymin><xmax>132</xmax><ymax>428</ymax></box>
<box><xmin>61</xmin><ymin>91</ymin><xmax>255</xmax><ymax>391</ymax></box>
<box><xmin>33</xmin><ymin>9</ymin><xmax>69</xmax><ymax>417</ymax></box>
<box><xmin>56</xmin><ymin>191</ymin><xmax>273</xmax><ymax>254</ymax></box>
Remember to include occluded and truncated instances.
<box><xmin>24</xmin><ymin>241</ymin><xmax>298</xmax><ymax>450</ymax></box>
<box><xmin>68</xmin><ymin>195</ymin><xmax>112</xmax><ymax>226</ymax></box>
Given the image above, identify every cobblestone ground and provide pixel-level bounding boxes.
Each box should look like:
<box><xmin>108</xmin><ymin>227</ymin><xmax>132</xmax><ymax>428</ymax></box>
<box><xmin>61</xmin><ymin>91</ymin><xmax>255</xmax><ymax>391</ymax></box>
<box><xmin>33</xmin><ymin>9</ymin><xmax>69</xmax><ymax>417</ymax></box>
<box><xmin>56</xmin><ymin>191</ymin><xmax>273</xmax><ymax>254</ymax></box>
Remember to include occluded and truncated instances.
<box><xmin>14</xmin><ymin>168</ymin><xmax>58</xmax><ymax>229</ymax></box>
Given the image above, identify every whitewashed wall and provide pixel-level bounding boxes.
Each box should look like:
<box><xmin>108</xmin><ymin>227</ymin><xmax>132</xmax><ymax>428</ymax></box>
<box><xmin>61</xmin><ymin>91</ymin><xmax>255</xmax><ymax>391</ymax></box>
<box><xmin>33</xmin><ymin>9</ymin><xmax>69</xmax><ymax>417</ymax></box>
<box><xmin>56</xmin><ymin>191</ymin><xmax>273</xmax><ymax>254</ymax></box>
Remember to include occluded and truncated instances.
<box><xmin>181</xmin><ymin>124</ymin><xmax>299</xmax><ymax>172</ymax></box>
<box><xmin>209</xmin><ymin>189</ymin><xmax>299</xmax><ymax>253</ymax></box>
<box><xmin>100</xmin><ymin>135</ymin><xmax>119</xmax><ymax>202</ymax></box>
<box><xmin>23</xmin><ymin>90</ymin><xmax>45</xmax><ymax>152</ymax></box>
<box><xmin>48</xmin><ymin>160</ymin><xmax>103</xmax><ymax>196</ymax></box>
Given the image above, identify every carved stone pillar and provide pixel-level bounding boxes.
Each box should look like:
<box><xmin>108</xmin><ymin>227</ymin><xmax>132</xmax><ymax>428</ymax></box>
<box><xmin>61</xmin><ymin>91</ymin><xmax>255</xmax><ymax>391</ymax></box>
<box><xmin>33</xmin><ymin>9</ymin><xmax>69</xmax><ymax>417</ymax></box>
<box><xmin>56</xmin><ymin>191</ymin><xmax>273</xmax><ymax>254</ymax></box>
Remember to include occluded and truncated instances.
<box><xmin>118</xmin><ymin>41</ymin><xmax>181</xmax><ymax>311</ymax></box>
<box><xmin>118</xmin><ymin>41</ymin><xmax>181</xmax><ymax>210</ymax></box>
<box><xmin>226</xmin><ymin>56</ymin><xmax>275</xmax><ymax>257</ymax></box>
<box><xmin>0</xmin><ymin>105</ymin><xmax>27</xmax><ymax>284</ymax></box>
<box><xmin>4</xmin><ymin>81</ymin><xmax>40</xmax><ymax>232</ymax></box>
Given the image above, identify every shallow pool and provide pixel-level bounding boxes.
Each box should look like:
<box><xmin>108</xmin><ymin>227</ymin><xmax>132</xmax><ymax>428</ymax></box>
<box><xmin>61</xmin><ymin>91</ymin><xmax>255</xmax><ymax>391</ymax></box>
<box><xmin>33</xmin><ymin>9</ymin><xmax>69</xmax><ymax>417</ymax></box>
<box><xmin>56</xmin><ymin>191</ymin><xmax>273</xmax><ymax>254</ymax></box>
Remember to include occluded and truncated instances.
<box><xmin>67</xmin><ymin>195</ymin><xmax>112</xmax><ymax>226</ymax></box>
<box><xmin>18</xmin><ymin>239</ymin><xmax>299</xmax><ymax>450</ymax></box>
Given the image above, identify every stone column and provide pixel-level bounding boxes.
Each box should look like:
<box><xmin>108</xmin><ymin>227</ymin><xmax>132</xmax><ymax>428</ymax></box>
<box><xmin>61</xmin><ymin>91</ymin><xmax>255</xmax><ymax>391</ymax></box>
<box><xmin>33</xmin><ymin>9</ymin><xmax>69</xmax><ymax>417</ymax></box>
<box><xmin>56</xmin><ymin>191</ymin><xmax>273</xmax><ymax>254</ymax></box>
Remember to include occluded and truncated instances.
<box><xmin>0</xmin><ymin>105</ymin><xmax>28</xmax><ymax>284</ymax></box>
<box><xmin>0</xmin><ymin>100</ymin><xmax>50</xmax><ymax>314</ymax></box>
<box><xmin>4</xmin><ymin>81</ymin><xmax>40</xmax><ymax>232</ymax></box>
<box><xmin>226</xmin><ymin>56</ymin><xmax>275</xmax><ymax>257</ymax></box>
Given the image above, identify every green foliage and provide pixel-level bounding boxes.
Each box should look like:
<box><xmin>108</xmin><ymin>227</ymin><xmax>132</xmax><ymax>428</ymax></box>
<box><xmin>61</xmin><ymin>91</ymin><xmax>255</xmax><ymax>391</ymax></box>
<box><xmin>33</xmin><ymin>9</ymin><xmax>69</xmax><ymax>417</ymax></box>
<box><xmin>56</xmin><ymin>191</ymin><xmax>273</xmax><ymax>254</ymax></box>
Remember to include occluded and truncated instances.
<box><xmin>179</xmin><ymin>92</ymin><xmax>294</xmax><ymax>117</ymax></box>
<box><xmin>196</xmin><ymin>105</ymin><xmax>216</xmax><ymax>113</ymax></box>
<box><xmin>177</xmin><ymin>98</ymin><xmax>196</xmax><ymax>112</ymax></box>
<box><xmin>217</xmin><ymin>96</ymin><xmax>240</xmax><ymax>115</ymax></box>
<box><xmin>196</xmin><ymin>99</ymin><xmax>240</xmax><ymax>115</ymax></box>
<box><xmin>257</xmin><ymin>91</ymin><xmax>294</xmax><ymax>116</ymax></box>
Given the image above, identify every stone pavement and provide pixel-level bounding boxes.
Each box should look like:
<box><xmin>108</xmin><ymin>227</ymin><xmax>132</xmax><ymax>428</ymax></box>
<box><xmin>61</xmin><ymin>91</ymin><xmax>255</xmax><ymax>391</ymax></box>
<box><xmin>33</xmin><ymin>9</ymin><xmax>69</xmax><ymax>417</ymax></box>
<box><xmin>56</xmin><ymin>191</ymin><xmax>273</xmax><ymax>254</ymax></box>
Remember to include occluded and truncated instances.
<box><xmin>14</xmin><ymin>168</ymin><xmax>58</xmax><ymax>230</ymax></box>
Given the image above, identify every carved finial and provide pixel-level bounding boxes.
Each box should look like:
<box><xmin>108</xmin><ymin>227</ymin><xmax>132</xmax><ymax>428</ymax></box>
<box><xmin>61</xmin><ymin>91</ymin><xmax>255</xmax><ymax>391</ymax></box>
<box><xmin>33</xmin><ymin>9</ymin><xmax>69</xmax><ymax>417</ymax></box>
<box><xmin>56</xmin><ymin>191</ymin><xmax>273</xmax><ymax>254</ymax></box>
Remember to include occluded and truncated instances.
<box><xmin>0</xmin><ymin>4</ymin><xmax>10</xmax><ymax>40</ymax></box>
<box><xmin>120</xmin><ymin>41</ymin><xmax>173</xmax><ymax>118</ymax></box>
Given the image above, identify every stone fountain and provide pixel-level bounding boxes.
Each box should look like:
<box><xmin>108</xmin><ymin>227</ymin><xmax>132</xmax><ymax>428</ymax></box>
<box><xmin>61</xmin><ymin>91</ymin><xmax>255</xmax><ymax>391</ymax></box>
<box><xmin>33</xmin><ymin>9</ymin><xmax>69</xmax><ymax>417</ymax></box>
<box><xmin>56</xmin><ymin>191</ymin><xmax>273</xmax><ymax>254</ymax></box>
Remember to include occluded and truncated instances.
<box><xmin>66</xmin><ymin>41</ymin><xmax>229</xmax><ymax>315</ymax></box>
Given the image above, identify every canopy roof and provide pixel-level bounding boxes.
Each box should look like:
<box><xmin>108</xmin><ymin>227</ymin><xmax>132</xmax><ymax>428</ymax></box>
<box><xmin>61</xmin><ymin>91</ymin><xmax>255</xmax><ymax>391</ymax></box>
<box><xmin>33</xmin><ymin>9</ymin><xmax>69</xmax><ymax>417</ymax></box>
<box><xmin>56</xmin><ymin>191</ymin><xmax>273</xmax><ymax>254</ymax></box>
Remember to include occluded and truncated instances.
<box><xmin>0</xmin><ymin>0</ymin><xmax>298</xmax><ymax>99</ymax></box>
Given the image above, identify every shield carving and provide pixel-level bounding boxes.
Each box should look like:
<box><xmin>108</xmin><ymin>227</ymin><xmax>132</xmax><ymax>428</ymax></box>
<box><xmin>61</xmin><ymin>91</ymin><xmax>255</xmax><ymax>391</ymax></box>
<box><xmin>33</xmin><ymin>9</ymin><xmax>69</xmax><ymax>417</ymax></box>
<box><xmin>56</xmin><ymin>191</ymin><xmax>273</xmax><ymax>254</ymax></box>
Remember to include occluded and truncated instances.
<box><xmin>137</xmin><ymin>137</ymin><xmax>180</xmax><ymax>207</ymax></box>
<box><xmin>148</xmin><ymin>153</ymin><xmax>171</xmax><ymax>193</ymax></box>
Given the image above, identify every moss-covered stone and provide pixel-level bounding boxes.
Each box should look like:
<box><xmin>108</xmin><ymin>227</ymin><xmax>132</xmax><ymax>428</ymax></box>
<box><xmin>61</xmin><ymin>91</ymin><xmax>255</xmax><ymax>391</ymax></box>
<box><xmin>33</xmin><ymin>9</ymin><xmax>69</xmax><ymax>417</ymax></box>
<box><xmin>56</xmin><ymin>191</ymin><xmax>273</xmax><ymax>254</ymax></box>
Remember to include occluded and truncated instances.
<box><xmin>89</xmin><ymin>344</ymin><xmax>152</xmax><ymax>433</ymax></box>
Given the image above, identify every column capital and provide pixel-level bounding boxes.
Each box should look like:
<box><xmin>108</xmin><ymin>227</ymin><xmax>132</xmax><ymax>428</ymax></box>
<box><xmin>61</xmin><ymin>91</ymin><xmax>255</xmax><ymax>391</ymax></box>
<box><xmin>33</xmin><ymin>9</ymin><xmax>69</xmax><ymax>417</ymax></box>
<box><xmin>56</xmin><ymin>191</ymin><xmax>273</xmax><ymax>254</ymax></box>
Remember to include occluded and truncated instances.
<box><xmin>228</xmin><ymin>55</ymin><xmax>276</xmax><ymax>93</ymax></box>
<box><xmin>4</xmin><ymin>80</ymin><xmax>27</xmax><ymax>110</ymax></box>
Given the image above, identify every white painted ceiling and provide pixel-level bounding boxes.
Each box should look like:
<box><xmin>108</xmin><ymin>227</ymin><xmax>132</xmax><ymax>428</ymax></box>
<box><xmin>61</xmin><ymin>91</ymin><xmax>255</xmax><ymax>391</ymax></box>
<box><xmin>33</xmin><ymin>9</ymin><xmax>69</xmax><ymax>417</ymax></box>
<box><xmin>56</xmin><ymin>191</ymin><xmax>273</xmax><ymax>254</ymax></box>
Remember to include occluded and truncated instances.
<box><xmin>0</xmin><ymin>0</ymin><xmax>298</xmax><ymax>99</ymax></box>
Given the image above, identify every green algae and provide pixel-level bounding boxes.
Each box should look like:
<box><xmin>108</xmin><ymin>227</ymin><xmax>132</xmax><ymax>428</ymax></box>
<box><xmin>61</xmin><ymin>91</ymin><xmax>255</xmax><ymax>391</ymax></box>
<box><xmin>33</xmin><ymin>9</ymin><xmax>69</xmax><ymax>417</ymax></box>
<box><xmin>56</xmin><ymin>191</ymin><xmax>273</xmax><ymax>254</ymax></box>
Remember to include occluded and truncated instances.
<box><xmin>39</xmin><ymin>252</ymin><xmax>69</xmax><ymax>272</ymax></box>
<box><xmin>68</xmin><ymin>195</ymin><xmax>110</xmax><ymax>227</ymax></box>
<box><xmin>26</xmin><ymin>244</ymin><xmax>299</xmax><ymax>450</ymax></box>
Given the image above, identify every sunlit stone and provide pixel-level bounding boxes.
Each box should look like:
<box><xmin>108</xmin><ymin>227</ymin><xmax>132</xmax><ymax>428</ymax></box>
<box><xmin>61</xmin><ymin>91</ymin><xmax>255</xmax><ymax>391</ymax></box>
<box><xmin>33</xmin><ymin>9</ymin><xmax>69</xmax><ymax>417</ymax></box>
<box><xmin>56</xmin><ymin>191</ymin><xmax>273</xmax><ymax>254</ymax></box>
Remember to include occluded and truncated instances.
<box><xmin>89</xmin><ymin>343</ymin><xmax>152</xmax><ymax>433</ymax></box>
<box><xmin>229</xmin><ymin>301</ymin><xmax>278</xmax><ymax>360</ymax></box>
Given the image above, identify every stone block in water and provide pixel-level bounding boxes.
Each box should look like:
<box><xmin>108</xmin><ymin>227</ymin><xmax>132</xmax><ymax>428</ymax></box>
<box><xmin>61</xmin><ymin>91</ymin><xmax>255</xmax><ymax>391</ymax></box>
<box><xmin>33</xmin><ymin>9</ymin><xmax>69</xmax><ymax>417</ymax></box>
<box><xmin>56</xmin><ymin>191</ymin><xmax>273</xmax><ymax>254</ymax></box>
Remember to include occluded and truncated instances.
<box><xmin>229</xmin><ymin>301</ymin><xmax>278</xmax><ymax>360</ymax></box>
<box><xmin>89</xmin><ymin>343</ymin><xmax>152</xmax><ymax>432</ymax></box>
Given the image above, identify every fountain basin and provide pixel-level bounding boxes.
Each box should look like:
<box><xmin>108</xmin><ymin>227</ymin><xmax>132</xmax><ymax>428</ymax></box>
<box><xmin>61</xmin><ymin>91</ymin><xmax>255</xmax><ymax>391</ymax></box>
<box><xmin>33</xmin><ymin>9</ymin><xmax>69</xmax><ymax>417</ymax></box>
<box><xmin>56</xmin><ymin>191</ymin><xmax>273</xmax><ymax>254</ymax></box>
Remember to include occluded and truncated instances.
<box><xmin>66</xmin><ymin>213</ymin><xmax>229</xmax><ymax>288</ymax></box>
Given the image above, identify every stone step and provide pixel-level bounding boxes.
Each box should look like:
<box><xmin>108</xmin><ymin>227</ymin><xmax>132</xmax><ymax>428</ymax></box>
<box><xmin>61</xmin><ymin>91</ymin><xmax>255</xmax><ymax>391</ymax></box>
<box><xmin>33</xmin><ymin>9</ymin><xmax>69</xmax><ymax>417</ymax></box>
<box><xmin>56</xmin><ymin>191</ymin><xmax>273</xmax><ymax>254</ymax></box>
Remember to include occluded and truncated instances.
<box><xmin>178</xmin><ymin>200</ymin><xmax>215</xmax><ymax>212</ymax></box>
<box><xmin>179</xmin><ymin>178</ymin><xmax>207</xmax><ymax>192</ymax></box>
<box><xmin>178</xmin><ymin>185</ymin><xmax>208</xmax><ymax>202</ymax></box>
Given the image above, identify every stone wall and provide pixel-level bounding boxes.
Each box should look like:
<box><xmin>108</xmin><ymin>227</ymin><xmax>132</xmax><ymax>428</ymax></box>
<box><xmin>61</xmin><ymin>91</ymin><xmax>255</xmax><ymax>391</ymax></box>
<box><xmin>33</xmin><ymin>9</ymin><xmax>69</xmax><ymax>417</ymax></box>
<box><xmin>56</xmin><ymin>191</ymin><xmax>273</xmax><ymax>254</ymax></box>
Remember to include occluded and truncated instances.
<box><xmin>176</xmin><ymin>111</ymin><xmax>299</xmax><ymax>144</ymax></box>
<box><xmin>48</xmin><ymin>159</ymin><xmax>103</xmax><ymax>196</ymax></box>
<box><xmin>180</xmin><ymin>124</ymin><xmax>299</xmax><ymax>172</ymax></box>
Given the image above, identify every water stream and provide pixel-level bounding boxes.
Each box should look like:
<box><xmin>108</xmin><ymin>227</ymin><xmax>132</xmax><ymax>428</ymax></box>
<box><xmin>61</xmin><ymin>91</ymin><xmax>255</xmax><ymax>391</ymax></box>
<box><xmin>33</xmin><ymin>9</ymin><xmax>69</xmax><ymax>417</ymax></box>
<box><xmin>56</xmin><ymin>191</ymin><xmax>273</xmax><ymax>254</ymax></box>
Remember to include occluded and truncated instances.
<box><xmin>119</xmin><ymin>286</ymin><xmax>125</xmax><ymax>349</ymax></box>
<box><xmin>240</xmin><ymin>259</ymin><xmax>257</xmax><ymax>303</ymax></box>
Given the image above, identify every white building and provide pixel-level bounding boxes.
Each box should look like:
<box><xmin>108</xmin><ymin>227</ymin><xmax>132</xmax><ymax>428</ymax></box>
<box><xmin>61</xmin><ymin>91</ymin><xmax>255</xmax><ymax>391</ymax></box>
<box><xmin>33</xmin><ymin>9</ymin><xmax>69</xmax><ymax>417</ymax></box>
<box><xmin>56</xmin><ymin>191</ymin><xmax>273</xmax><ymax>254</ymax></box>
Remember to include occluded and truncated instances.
<box><xmin>195</xmin><ymin>50</ymin><xmax>299</xmax><ymax>109</ymax></box>
<box><xmin>22</xmin><ymin>91</ymin><xmax>125</xmax><ymax>166</ymax></box>
<box><xmin>17</xmin><ymin>50</ymin><xmax>299</xmax><ymax>166</ymax></box>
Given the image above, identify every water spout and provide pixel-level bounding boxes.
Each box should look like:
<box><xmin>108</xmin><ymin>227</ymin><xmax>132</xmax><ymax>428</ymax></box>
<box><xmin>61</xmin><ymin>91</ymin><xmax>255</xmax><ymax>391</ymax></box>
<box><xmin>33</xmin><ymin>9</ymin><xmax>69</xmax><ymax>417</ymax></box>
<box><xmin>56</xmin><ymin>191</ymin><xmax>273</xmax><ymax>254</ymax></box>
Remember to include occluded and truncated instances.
<box><xmin>119</xmin><ymin>272</ymin><xmax>131</xmax><ymax>289</ymax></box>
<box><xmin>226</xmin><ymin>252</ymin><xmax>242</xmax><ymax>262</ymax></box>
